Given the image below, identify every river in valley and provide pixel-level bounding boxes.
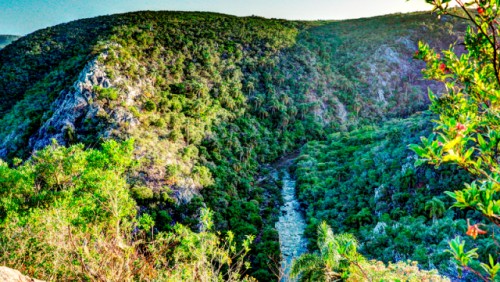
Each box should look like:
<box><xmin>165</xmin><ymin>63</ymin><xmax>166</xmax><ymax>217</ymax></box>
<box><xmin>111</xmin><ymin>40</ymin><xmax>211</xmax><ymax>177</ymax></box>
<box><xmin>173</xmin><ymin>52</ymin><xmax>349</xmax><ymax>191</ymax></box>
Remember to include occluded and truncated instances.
<box><xmin>274</xmin><ymin>170</ymin><xmax>308</xmax><ymax>282</ymax></box>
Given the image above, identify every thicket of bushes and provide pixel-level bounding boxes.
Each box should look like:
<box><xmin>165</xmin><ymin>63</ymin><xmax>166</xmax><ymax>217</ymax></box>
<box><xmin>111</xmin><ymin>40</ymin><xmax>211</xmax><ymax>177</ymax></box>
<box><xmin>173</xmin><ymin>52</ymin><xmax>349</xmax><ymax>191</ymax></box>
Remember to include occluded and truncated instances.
<box><xmin>293</xmin><ymin>113</ymin><xmax>498</xmax><ymax>279</ymax></box>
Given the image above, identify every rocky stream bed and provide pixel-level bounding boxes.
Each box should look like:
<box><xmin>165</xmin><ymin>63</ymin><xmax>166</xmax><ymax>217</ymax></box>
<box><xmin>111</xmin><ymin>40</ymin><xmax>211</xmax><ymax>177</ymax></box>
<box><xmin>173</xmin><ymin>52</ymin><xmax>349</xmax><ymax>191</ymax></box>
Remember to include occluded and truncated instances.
<box><xmin>274</xmin><ymin>169</ymin><xmax>308</xmax><ymax>281</ymax></box>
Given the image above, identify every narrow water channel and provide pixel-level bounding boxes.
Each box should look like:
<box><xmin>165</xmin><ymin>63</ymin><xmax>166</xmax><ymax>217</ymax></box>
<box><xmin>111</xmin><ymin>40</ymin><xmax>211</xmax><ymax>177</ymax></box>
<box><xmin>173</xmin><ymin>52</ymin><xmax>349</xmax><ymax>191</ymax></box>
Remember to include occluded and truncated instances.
<box><xmin>274</xmin><ymin>170</ymin><xmax>308</xmax><ymax>282</ymax></box>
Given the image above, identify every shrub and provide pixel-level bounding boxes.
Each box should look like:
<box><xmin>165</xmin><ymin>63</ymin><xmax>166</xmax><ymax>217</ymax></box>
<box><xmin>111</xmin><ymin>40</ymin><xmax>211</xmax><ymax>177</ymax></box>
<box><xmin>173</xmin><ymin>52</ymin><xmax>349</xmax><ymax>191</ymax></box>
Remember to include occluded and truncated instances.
<box><xmin>144</xmin><ymin>100</ymin><xmax>156</xmax><ymax>112</ymax></box>
<box><xmin>131</xmin><ymin>185</ymin><xmax>154</xmax><ymax>201</ymax></box>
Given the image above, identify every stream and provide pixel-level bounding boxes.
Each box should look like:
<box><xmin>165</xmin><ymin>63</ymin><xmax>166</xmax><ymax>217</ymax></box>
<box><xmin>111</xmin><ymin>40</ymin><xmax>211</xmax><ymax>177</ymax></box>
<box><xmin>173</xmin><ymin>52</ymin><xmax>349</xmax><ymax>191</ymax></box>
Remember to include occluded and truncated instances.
<box><xmin>274</xmin><ymin>170</ymin><xmax>308</xmax><ymax>281</ymax></box>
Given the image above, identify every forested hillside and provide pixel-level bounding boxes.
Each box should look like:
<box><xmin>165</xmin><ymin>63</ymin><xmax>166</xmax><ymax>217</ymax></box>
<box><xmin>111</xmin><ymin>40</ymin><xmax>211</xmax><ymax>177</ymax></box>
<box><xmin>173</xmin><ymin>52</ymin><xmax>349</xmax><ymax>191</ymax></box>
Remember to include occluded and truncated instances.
<box><xmin>292</xmin><ymin>113</ymin><xmax>497</xmax><ymax>278</ymax></box>
<box><xmin>0</xmin><ymin>10</ymin><xmax>472</xmax><ymax>281</ymax></box>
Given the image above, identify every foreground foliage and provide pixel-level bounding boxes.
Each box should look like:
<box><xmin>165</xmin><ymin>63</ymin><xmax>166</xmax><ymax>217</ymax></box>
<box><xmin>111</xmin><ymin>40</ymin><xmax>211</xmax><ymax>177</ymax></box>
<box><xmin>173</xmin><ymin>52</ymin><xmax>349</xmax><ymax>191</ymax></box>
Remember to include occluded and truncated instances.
<box><xmin>291</xmin><ymin>222</ymin><xmax>448</xmax><ymax>281</ymax></box>
<box><xmin>291</xmin><ymin>222</ymin><xmax>365</xmax><ymax>281</ymax></box>
<box><xmin>412</xmin><ymin>0</ymin><xmax>500</xmax><ymax>280</ymax></box>
<box><xmin>0</xmin><ymin>141</ymin><xmax>255</xmax><ymax>281</ymax></box>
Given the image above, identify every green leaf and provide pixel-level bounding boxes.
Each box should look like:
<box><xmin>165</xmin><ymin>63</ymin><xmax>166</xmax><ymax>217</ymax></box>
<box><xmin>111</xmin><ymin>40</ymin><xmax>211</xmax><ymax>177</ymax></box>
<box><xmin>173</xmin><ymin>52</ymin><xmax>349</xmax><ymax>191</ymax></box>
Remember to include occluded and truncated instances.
<box><xmin>464</xmin><ymin>147</ymin><xmax>474</xmax><ymax>160</ymax></box>
<box><xmin>415</xmin><ymin>158</ymin><xmax>428</xmax><ymax>167</ymax></box>
<box><xmin>477</xmin><ymin>134</ymin><xmax>486</xmax><ymax>149</ymax></box>
<box><xmin>409</xmin><ymin>144</ymin><xmax>426</xmax><ymax>156</ymax></box>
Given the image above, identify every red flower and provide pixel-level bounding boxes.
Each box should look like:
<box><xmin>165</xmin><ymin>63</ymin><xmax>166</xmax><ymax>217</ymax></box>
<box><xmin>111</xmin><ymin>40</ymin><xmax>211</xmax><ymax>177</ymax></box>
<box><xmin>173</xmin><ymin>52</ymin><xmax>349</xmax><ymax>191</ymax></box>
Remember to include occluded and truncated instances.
<box><xmin>466</xmin><ymin>221</ymin><xmax>487</xmax><ymax>239</ymax></box>
<box><xmin>439</xmin><ymin>63</ymin><xmax>447</xmax><ymax>72</ymax></box>
<box><xmin>477</xmin><ymin>7</ymin><xmax>485</xmax><ymax>15</ymax></box>
<box><xmin>455</xmin><ymin>123</ymin><xmax>466</xmax><ymax>131</ymax></box>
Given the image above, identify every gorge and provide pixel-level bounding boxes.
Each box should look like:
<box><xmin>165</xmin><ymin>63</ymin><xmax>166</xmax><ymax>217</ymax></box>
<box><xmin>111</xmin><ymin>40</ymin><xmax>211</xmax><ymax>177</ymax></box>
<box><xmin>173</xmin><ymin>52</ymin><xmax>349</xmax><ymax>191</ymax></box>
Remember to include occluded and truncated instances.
<box><xmin>0</xmin><ymin>9</ymin><xmax>490</xmax><ymax>281</ymax></box>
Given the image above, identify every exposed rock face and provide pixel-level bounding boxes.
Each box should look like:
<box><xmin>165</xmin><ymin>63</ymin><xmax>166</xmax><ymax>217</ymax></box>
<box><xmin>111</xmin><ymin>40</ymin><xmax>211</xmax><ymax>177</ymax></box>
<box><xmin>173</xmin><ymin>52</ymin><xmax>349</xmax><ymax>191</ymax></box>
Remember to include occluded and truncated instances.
<box><xmin>0</xmin><ymin>266</ymin><xmax>45</xmax><ymax>282</ymax></box>
<box><xmin>25</xmin><ymin>52</ymin><xmax>139</xmax><ymax>152</ymax></box>
<box><xmin>355</xmin><ymin>36</ymin><xmax>448</xmax><ymax>119</ymax></box>
<box><xmin>29</xmin><ymin>57</ymin><xmax>109</xmax><ymax>150</ymax></box>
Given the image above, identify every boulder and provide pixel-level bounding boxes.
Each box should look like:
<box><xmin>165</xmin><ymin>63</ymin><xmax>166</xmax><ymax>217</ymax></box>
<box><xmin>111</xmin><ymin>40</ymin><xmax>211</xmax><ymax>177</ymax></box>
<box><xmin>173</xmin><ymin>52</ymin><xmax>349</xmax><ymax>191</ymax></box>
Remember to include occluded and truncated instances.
<box><xmin>0</xmin><ymin>267</ymin><xmax>45</xmax><ymax>282</ymax></box>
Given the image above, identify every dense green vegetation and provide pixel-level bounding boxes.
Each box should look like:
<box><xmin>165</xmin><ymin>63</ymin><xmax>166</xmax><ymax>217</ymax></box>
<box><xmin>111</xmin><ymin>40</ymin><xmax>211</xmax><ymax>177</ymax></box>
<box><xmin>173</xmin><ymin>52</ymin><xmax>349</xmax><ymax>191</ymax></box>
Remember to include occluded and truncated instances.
<box><xmin>93</xmin><ymin>14</ymin><xmax>317</xmax><ymax>280</ymax></box>
<box><xmin>291</xmin><ymin>222</ymin><xmax>448</xmax><ymax>281</ymax></box>
<box><xmin>293</xmin><ymin>113</ymin><xmax>498</xmax><ymax>278</ymax></box>
<box><xmin>0</xmin><ymin>140</ymin><xmax>257</xmax><ymax>281</ymax></box>
<box><xmin>0</xmin><ymin>10</ymin><xmax>473</xmax><ymax>281</ymax></box>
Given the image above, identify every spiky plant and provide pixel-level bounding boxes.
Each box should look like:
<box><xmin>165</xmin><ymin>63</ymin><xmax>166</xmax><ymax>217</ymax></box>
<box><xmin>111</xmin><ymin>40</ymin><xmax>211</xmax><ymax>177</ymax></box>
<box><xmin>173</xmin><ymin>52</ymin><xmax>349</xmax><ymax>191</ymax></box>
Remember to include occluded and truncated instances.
<box><xmin>290</xmin><ymin>222</ymin><xmax>368</xmax><ymax>282</ymax></box>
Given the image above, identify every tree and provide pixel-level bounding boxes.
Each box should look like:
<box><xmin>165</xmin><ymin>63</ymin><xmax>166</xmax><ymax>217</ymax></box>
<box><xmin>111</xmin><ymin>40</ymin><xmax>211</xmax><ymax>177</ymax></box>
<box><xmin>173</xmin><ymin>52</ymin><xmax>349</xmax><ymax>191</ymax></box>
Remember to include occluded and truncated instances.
<box><xmin>158</xmin><ymin>208</ymin><xmax>257</xmax><ymax>282</ymax></box>
<box><xmin>424</xmin><ymin>197</ymin><xmax>446</xmax><ymax>222</ymax></box>
<box><xmin>289</xmin><ymin>223</ymin><xmax>449</xmax><ymax>281</ymax></box>
<box><xmin>411</xmin><ymin>0</ymin><xmax>500</xmax><ymax>280</ymax></box>
<box><xmin>290</xmin><ymin>222</ymin><xmax>368</xmax><ymax>281</ymax></box>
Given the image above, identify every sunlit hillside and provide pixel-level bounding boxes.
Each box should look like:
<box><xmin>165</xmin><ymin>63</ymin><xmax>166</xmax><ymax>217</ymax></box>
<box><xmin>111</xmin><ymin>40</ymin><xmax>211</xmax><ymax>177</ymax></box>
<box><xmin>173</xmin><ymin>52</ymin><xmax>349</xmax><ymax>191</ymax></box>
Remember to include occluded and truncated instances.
<box><xmin>0</xmin><ymin>10</ymin><xmax>486</xmax><ymax>281</ymax></box>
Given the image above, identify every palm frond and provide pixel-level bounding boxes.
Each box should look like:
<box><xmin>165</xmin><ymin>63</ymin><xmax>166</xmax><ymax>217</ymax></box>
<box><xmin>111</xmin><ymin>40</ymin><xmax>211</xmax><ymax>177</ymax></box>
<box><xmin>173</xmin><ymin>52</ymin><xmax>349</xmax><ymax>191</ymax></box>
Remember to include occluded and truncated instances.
<box><xmin>290</xmin><ymin>253</ymin><xmax>324</xmax><ymax>279</ymax></box>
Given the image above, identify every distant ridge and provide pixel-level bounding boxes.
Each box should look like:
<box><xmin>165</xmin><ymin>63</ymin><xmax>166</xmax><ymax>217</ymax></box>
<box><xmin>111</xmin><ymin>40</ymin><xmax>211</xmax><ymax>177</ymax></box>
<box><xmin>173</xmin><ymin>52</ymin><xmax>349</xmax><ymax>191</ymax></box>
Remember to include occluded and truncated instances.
<box><xmin>0</xmin><ymin>35</ymin><xmax>20</xmax><ymax>49</ymax></box>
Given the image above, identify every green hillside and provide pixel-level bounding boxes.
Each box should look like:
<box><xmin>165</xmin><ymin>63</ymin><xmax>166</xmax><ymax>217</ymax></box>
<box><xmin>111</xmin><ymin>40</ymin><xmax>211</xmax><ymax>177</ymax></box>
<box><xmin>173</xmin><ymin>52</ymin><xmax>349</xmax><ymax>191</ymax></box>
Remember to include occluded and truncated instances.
<box><xmin>0</xmin><ymin>11</ymin><xmax>472</xmax><ymax>281</ymax></box>
<box><xmin>292</xmin><ymin>113</ymin><xmax>495</xmax><ymax>277</ymax></box>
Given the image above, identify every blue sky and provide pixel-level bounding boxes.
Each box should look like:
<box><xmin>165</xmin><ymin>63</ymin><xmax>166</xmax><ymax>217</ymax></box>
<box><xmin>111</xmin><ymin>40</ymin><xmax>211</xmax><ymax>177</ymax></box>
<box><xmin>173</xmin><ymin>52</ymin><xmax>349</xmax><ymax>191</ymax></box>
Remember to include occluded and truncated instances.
<box><xmin>1</xmin><ymin>0</ymin><xmax>433</xmax><ymax>35</ymax></box>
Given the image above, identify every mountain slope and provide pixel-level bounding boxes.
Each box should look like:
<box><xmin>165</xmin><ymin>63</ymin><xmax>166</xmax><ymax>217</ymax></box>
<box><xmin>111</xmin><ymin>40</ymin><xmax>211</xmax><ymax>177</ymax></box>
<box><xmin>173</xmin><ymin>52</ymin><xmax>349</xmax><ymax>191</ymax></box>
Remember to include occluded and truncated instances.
<box><xmin>293</xmin><ymin>113</ymin><xmax>478</xmax><ymax>276</ymax></box>
<box><xmin>0</xmin><ymin>35</ymin><xmax>19</xmax><ymax>49</ymax></box>
<box><xmin>0</xmin><ymin>11</ymin><xmax>466</xmax><ymax>280</ymax></box>
<box><xmin>0</xmin><ymin>12</ymin><xmax>464</xmax><ymax>161</ymax></box>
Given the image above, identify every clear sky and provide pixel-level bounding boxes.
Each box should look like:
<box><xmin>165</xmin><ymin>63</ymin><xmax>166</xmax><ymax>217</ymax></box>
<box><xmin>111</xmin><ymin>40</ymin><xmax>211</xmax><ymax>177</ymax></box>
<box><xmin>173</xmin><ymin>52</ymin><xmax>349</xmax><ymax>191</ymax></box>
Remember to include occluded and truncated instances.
<box><xmin>1</xmin><ymin>0</ymin><xmax>434</xmax><ymax>35</ymax></box>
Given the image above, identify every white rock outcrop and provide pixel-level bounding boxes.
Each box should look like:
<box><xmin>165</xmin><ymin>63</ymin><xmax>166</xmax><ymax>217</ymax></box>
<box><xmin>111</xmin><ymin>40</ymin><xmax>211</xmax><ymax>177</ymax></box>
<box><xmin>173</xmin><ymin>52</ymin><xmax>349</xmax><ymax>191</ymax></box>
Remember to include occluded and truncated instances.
<box><xmin>0</xmin><ymin>266</ymin><xmax>45</xmax><ymax>282</ymax></box>
<box><xmin>29</xmin><ymin>57</ymin><xmax>109</xmax><ymax>150</ymax></box>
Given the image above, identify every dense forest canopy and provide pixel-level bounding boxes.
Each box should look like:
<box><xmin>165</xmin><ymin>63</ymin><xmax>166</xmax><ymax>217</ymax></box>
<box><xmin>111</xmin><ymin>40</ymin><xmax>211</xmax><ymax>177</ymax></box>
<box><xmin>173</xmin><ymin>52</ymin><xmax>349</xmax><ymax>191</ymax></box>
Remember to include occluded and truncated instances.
<box><xmin>0</xmin><ymin>6</ymin><xmax>494</xmax><ymax>281</ymax></box>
